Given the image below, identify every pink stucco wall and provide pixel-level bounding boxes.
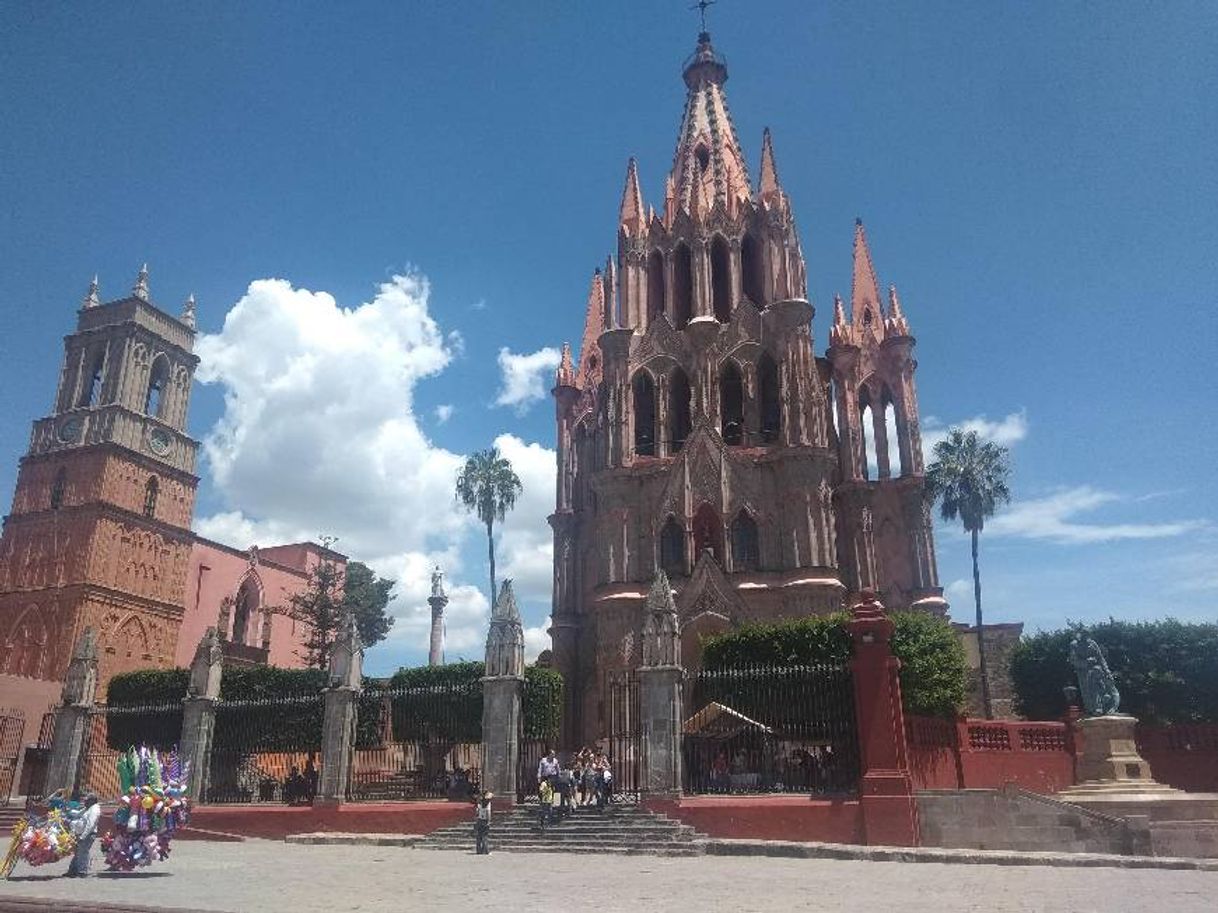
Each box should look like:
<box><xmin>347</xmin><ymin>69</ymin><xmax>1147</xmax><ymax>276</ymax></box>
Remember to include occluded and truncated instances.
<box><xmin>177</xmin><ymin>538</ymin><xmax>343</xmax><ymax>669</ymax></box>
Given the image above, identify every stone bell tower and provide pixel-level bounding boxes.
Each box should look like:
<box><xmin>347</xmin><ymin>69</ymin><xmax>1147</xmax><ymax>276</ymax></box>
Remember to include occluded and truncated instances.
<box><xmin>0</xmin><ymin>267</ymin><xmax>201</xmax><ymax>690</ymax></box>
<box><xmin>549</xmin><ymin>31</ymin><xmax>946</xmax><ymax>746</ymax></box>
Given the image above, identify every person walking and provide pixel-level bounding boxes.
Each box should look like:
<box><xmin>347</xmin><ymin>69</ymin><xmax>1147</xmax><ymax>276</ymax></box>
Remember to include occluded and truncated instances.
<box><xmin>64</xmin><ymin>793</ymin><xmax>100</xmax><ymax>877</ymax></box>
<box><xmin>474</xmin><ymin>791</ymin><xmax>493</xmax><ymax>855</ymax></box>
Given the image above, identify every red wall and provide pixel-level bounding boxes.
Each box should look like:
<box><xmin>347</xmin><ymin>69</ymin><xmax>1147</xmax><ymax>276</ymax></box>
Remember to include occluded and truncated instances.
<box><xmin>1138</xmin><ymin>724</ymin><xmax>1218</xmax><ymax>793</ymax></box>
<box><xmin>905</xmin><ymin>717</ymin><xmax>1074</xmax><ymax>795</ymax></box>
<box><xmin>644</xmin><ymin>796</ymin><xmax>863</xmax><ymax>844</ymax></box>
<box><xmin>185</xmin><ymin>802</ymin><xmax>470</xmax><ymax>841</ymax></box>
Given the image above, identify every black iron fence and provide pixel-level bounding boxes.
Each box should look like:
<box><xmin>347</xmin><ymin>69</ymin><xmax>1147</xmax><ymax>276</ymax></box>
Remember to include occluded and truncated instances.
<box><xmin>347</xmin><ymin>681</ymin><xmax>481</xmax><ymax>802</ymax></box>
<box><xmin>607</xmin><ymin>671</ymin><xmax>641</xmax><ymax>799</ymax></box>
<box><xmin>683</xmin><ymin>664</ymin><xmax>859</xmax><ymax>796</ymax></box>
<box><xmin>78</xmin><ymin>703</ymin><xmax>183</xmax><ymax>800</ymax></box>
<box><xmin>206</xmin><ymin>695</ymin><xmax>322</xmax><ymax>804</ymax></box>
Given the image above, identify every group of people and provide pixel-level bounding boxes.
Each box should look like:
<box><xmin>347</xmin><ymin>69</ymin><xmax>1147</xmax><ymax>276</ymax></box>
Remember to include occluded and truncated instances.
<box><xmin>535</xmin><ymin>747</ymin><xmax>613</xmax><ymax>824</ymax></box>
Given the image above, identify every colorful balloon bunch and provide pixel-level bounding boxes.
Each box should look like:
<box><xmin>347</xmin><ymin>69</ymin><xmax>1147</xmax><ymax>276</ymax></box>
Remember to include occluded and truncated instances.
<box><xmin>2</xmin><ymin>802</ymin><xmax>78</xmax><ymax>877</ymax></box>
<box><xmin>102</xmin><ymin>746</ymin><xmax>191</xmax><ymax>872</ymax></box>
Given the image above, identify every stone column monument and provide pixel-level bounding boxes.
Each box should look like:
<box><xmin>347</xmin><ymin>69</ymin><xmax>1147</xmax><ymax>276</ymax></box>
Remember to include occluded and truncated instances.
<box><xmin>481</xmin><ymin>579</ymin><xmax>524</xmax><ymax>803</ymax></box>
<box><xmin>179</xmin><ymin>626</ymin><xmax>223</xmax><ymax>801</ymax></box>
<box><xmin>428</xmin><ymin>565</ymin><xmax>448</xmax><ymax>667</ymax></box>
<box><xmin>46</xmin><ymin>627</ymin><xmax>98</xmax><ymax>794</ymax></box>
<box><xmin>848</xmin><ymin>591</ymin><xmax>919</xmax><ymax>847</ymax></box>
<box><xmin>316</xmin><ymin>612</ymin><xmax>363</xmax><ymax>805</ymax></box>
<box><xmin>638</xmin><ymin>570</ymin><xmax>684</xmax><ymax>796</ymax></box>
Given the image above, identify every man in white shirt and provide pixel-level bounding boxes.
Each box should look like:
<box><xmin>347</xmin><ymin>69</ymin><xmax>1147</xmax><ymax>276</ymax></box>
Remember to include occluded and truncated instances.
<box><xmin>537</xmin><ymin>750</ymin><xmax>560</xmax><ymax>787</ymax></box>
<box><xmin>65</xmin><ymin>793</ymin><xmax>100</xmax><ymax>877</ymax></box>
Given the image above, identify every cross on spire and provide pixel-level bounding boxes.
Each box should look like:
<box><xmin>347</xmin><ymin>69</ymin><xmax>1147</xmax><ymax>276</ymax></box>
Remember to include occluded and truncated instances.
<box><xmin>690</xmin><ymin>0</ymin><xmax>716</xmax><ymax>33</ymax></box>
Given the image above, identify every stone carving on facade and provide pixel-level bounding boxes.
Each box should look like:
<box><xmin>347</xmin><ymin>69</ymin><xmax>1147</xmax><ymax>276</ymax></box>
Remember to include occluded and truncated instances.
<box><xmin>1069</xmin><ymin>635</ymin><xmax>1121</xmax><ymax>716</ymax></box>
<box><xmin>484</xmin><ymin>579</ymin><xmax>524</xmax><ymax>679</ymax></box>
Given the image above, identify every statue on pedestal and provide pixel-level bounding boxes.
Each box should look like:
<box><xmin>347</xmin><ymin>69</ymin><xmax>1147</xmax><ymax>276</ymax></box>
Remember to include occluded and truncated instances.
<box><xmin>1069</xmin><ymin>634</ymin><xmax>1121</xmax><ymax>716</ymax></box>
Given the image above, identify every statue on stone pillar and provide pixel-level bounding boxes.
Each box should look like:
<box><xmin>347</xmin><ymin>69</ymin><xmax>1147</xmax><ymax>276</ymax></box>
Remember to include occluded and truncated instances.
<box><xmin>61</xmin><ymin>626</ymin><xmax>98</xmax><ymax>706</ymax></box>
<box><xmin>428</xmin><ymin>565</ymin><xmax>449</xmax><ymax>667</ymax></box>
<box><xmin>485</xmin><ymin>579</ymin><xmax>524</xmax><ymax>679</ymax></box>
<box><xmin>328</xmin><ymin>610</ymin><xmax>363</xmax><ymax>689</ymax></box>
<box><xmin>187</xmin><ymin>627</ymin><xmax>223</xmax><ymax>699</ymax></box>
<box><xmin>641</xmin><ymin>570</ymin><xmax>680</xmax><ymax>668</ymax></box>
<box><xmin>1069</xmin><ymin>634</ymin><xmax>1120</xmax><ymax>716</ymax></box>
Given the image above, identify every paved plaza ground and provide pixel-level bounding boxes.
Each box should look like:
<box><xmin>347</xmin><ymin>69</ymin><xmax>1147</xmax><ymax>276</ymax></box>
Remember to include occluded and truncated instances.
<box><xmin>1</xmin><ymin>841</ymin><xmax>1216</xmax><ymax>913</ymax></box>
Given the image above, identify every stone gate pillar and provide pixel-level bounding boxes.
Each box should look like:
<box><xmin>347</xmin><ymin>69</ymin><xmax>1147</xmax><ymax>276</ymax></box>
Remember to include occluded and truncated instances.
<box><xmin>481</xmin><ymin>580</ymin><xmax>524</xmax><ymax>803</ymax></box>
<box><xmin>316</xmin><ymin>613</ymin><xmax>363</xmax><ymax>805</ymax></box>
<box><xmin>639</xmin><ymin>571</ymin><xmax>683</xmax><ymax>796</ymax></box>
<box><xmin>848</xmin><ymin>591</ymin><xmax>919</xmax><ymax>846</ymax></box>
<box><xmin>179</xmin><ymin>627</ymin><xmax>223</xmax><ymax>801</ymax></box>
<box><xmin>46</xmin><ymin>627</ymin><xmax>98</xmax><ymax>794</ymax></box>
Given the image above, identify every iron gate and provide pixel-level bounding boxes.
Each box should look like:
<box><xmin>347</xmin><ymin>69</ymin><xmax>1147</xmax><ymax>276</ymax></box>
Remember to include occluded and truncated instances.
<box><xmin>606</xmin><ymin>670</ymin><xmax>641</xmax><ymax>799</ymax></box>
<box><xmin>0</xmin><ymin>709</ymin><xmax>25</xmax><ymax>805</ymax></box>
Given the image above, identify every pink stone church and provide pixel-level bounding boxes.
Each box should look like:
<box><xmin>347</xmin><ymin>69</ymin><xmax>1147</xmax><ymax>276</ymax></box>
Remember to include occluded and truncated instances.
<box><xmin>549</xmin><ymin>32</ymin><xmax>952</xmax><ymax>745</ymax></box>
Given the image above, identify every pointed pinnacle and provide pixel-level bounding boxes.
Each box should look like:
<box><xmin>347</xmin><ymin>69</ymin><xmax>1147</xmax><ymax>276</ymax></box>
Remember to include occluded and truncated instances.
<box><xmin>181</xmin><ymin>292</ymin><xmax>197</xmax><ymax>329</ymax></box>
<box><xmin>759</xmin><ymin>127</ymin><xmax>782</xmax><ymax>199</ymax></box>
<box><xmin>619</xmin><ymin>157</ymin><xmax>645</xmax><ymax>235</ymax></box>
<box><xmin>83</xmin><ymin>275</ymin><xmax>100</xmax><ymax>308</ymax></box>
<box><xmin>133</xmin><ymin>263</ymin><xmax>150</xmax><ymax>301</ymax></box>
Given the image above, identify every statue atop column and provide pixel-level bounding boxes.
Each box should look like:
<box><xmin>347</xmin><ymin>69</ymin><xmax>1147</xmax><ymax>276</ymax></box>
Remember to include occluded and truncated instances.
<box><xmin>187</xmin><ymin>626</ymin><xmax>223</xmax><ymax>699</ymax></box>
<box><xmin>1069</xmin><ymin>634</ymin><xmax>1121</xmax><ymax>716</ymax></box>
<box><xmin>428</xmin><ymin>564</ymin><xmax>449</xmax><ymax>667</ymax></box>
<box><xmin>484</xmin><ymin>579</ymin><xmax>523</xmax><ymax>679</ymax></box>
<box><xmin>641</xmin><ymin>570</ymin><xmax>680</xmax><ymax>668</ymax></box>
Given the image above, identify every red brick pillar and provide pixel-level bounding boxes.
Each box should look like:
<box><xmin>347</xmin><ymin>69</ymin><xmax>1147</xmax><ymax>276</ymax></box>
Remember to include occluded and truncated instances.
<box><xmin>849</xmin><ymin>590</ymin><xmax>919</xmax><ymax>846</ymax></box>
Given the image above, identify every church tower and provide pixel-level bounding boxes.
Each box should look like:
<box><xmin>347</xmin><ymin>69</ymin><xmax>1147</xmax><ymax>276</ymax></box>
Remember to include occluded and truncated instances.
<box><xmin>551</xmin><ymin>30</ymin><xmax>946</xmax><ymax>744</ymax></box>
<box><xmin>0</xmin><ymin>268</ymin><xmax>201</xmax><ymax>689</ymax></box>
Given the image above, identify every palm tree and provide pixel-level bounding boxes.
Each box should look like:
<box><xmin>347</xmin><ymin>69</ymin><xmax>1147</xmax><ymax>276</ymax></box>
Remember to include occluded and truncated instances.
<box><xmin>925</xmin><ymin>428</ymin><xmax>1011</xmax><ymax>719</ymax></box>
<box><xmin>455</xmin><ymin>447</ymin><xmax>523</xmax><ymax>606</ymax></box>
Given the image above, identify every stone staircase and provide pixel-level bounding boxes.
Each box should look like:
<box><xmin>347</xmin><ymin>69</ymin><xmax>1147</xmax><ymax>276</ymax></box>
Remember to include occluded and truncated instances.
<box><xmin>415</xmin><ymin>803</ymin><xmax>707</xmax><ymax>856</ymax></box>
<box><xmin>917</xmin><ymin>787</ymin><xmax>1140</xmax><ymax>855</ymax></box>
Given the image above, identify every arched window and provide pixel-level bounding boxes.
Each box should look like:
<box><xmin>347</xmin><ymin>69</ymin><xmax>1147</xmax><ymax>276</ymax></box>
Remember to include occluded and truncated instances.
<box><xmin>143</xmin><ymin>476</ymin><xmax>159</xmax><ymax>518</ymax></box>
<box><xmin>741</xmin><ymin>231</ymin><xmax>765</xmax><ymax>306</ymax></box>
<box><xmin>632</xmin><ymin>372</ymin><xmax>657</xmax><ymax>457</ymax></box>
<box><xmin>673</xmin><ymin>243</ymin><xmax>693</xmax><ymax>329</ymax></box>
<box><xmin>719</xmin><ymin>361</ymin><xmax>744</xmax><ymax>445</ymax></box>
<box><xmin>711</xmin><ymin>235</ymin><xmax>731</xmax><ymax>323</ymax></box>
<box><xmin>731</xmin><ymin>510</ymin><xmax>760</xmax><ymax>572</ymax></box>
<box><xmin>884</xmin><ymin>397</ymin><xmax>903</xmax><ymax>477</ymax></box>
<box><xmin>647</xmin><ymin>249</ymin><xmax>666</xmax><ymax>325</ymax></box>
<box><xmin>759</xmin><ymin>352</ymin><xmax>781</xmax><ymax>443</ymax></box>
<box><xmin>692</xmin><ymin>504</ymin><xmax>724</xmax><ymax>564</ymax></box>
<box><xmin>859</xmin><ymin>389</ymin><xmax>875</xmax><ymax>481</ymax></box>
<box><xmin>50</xmin><ymin>468</ymin><xmax>66</xmax><ymax>510</ymax></box>
<box><xmin>669</xmin><ymin>368</ymin><xmax>692</xmax><ymax>453</ymax></box>
<box><xmin>145</xmin><ymin>356</ymin><xmax>169</xmax><ymax>417</ymax></box>
<box><xmin>78</xmin><ymin>352</ymin><xmax>104</xmax><ymax>407</ymax></box>
<box><xmin>2</xmin><ymin>609</ymin><xmax>47</xmax><ymax>678</ymax></box>
<box><xmin>231</xmin><ymin>577</ymin><xmax>260</xmax><ymax>646</ymax></box>
<box><xmin>659</xmin><ymin>517</ymin><xmax>686</xmax><ymax>578</ymax></box>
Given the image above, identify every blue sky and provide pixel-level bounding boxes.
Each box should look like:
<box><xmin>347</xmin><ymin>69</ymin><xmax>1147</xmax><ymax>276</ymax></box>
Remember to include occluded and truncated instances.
<box><xmin>1</xmin><ymin>2</ymin><xmax>1214</xmax><ymax>674</ymax></box>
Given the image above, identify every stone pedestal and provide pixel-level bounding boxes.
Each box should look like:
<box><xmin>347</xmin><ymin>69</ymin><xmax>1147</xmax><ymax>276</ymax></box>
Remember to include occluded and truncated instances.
<box><xmin>179</xmin><ymin>696</ymin><xmax>217</xmax><ymax>801</ymax></box>
<box><xmin>316</xmin><ymin>685</ymin><xmax>359</xmax><ymax>805</ymax></box>
<box><xmin>481</xmin><ymin>675</ymin><xmax>521</xmax><ymax>801</ymax></box>
<box><xmin>1075</xmin><ymin>715</ymin><xmax>1154</xmax><ymax>783</ymax></box>
<box><xmin>639</xmin><ymin>665</ymin><xmax>683</xmax><ymax>796</ymax></box>
<box><xmin>45</xmin><ymin>705</ymin><xmax>90</xmax><ymax>795</ymax></box>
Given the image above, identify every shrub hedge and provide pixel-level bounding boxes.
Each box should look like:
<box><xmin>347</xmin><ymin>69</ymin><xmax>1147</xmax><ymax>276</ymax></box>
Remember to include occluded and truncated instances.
<box><xmin>1011</xmin><ymin>619</ymin><xmax>1218</xmax><ymax>724</ymax></box>
<box><xmin>700</xmin><ymin>610</ymin><xmax>968</xmax><ymax>718</ymax></box>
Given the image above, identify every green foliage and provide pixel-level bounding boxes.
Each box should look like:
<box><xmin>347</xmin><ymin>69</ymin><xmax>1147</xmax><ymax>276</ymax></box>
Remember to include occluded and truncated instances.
<box><xmin>386</xmin><ymin>661</ymin><xmax>484</xmax><ymax>743</ymax></box>
<box><xmin>523</xmin><ymin>666</ymin><xmax>563</xmax><ymax>742</ymax></box>
<box><xmin>1011</xmin><ymin>619</ymin><xmax>1218</xmax><ymax>724</ymax></box>
<box><xmin>700</xmin><ymin>611</ymin><xmax>967</xmax><ymax>718</ymax></box>
<box><xmin>889</xmin><ymin>611</ymin><xmax>969</xmax><ymax>718</ymax></box>
<box><xmin>288</xmin><ymin>558</ymin><xmax>347</xmax><ymax>670</ymax></box>
<box><xmin>104</xmin><ymin>668</ymin><xmax>188</xmax><ymax>750</ymax></box>
<box><xmin>106</xmin><ymin>668</ymin><xmax>189</xmax><ymax>707</ymax></box>
<box><xmin>924</xmin><ymin>429</ymin><xmax>1012</xmax><ymax>534</ymax></box>
<box><xmin>455</xmin><ymin>446</ymin><xmax>523</xmax><ymax>603</ymax></box>
<box><xmin>342</xmin><ymin>561</ymin><xmax>396</xmax><ymax>650</ymax></box>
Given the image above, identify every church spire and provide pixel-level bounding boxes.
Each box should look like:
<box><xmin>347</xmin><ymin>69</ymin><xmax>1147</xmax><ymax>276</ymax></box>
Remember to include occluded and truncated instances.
<box><xmin>885</xmin><ymin>284</ymin><xmax>910</xmax><ymax>337</ymax></box>
<box><xmin>575</xmin><ymin>269</ymin><xmax>605</xmax><ymax>389</ymax></box>
<box><xmin>758</xmin><ymin>127</ymin><xmax>784</xmax><ymax>203</ymax></box>
<box><xmin>82</xmin><ymin>275</ymin><xmax>100</xmax><ymax>309</ymax></box>
<box><xmin>850</xmin><ymin>220</ymin><xmax>883</xmax><ymax>336</ymax></box>
<box><xmin>132</xmin><ymin>263</ymin><xmax>150</xmax><ymax>302</ymax></box>
<box><xmin>619</xmin><ymin>157</ymin><xmax>645</xmax><ymax>237</ymax></box>
<box><xmin>555</xmin><ymin>341</ymin><xmax>576</xmax><ymax>388</ymax></box>
<box><xmin>670</xmin><ymin>31</ymin><xmax>750</xmax><ymax>218</ymax></box>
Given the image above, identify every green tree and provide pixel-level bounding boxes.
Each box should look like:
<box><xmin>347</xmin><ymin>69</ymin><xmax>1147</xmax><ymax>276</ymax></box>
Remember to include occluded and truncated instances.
<box><xmin>342</xmin><ymin>560</ymin><xmax>396</xmax><ymax>650</ymax></box>
<box><xmin>289</xmin><ymin>557</ymin><xmax>346</xmax><ymax>670</ymax></box>
<box><xmin>924</xmin><ymin>428</ymin><xmax>1011</xmax><ymax>719</ymax></box>
<box><xmin>455</xmin><ymin>446</ymin><xmax>522</xmax><ymax>605</ymax></box>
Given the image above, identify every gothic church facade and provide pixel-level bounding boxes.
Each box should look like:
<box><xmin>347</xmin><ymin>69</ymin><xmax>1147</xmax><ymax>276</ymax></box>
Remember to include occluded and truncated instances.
<box><xmin>550</xmin><ymin>32</ymin><xmax>947</xmax><ymax>745</ymax></box>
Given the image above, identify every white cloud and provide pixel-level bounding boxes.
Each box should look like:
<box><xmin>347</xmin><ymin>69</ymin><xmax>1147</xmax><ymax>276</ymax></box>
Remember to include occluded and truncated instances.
<box><xmin>982</xmin><ymin>486</ymin><xmax>1206</xmax><ymax>545</ymax></box>
<box><xmin>434</xmin><ymin>404</ymin><xmax>454</xmax><ymax>424</ymax></box>
<box><xmin>944</xmin><ymin>578</ymin><xmax>972</xmax><ymax>604</ymax></box>
<box><xmin>524</xmin><ymin>615</ymin><xmax>552</xmax><ymax>663</ymax></box>
<box><xmin>193</xmin><ymin>271</ymin><xmax>557</xmax><ymax>668</ymax></box>
<box><xmin>494</xmin><ymin>346</ymin><xmax>561</xmax><ymax>414</ymax></box>
<box><xmin>922</xmin><ymin>410</ymin><xmax>1028</xmax><ymax>460</ymax></box>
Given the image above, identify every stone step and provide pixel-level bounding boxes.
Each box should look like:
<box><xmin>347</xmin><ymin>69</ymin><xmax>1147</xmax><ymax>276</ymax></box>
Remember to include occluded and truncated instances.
<box><xmin>423</xmin><ymin>834</ymin><xmax>698</xmax><ymax>847</ymax></box>
<box><xmin>414</xmin><ymin>841</ymin><xmax>706</xmax><ymax>856</ymax></box>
